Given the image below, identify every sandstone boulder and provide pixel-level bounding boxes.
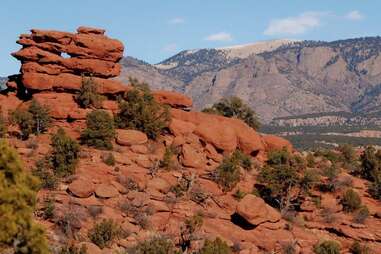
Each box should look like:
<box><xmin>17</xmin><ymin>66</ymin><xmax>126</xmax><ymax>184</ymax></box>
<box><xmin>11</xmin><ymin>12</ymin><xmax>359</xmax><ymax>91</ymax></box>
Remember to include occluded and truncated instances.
<box><xmin>116</xmin><ymin>129</ymin><xmax>148</xmax><ymax>146</ymax></box>
<box><xmin>236</xmin><ymin>194</ymin><xmax>281</xmax><ymax>226</ymax></box>
<box><xmin>169</xmin><ymin>118</ymin><xmax>196</xmax><ymax>136</ymax></box>
<box><xmin>33</xmin><ymin>92</ymin><xmax>89</xmax><ymax>119</ymax></box>
<box><xmin>95</xmin><ymin>183</ymin><xmax>120</xmax><ymax>198</ymax></box>
<box><xmin>181</xmin><ymin>143</ymin><xmax>206</xmax><ymax>168</ymax></box>
<box><xmin>76</xmin><ymin>242</ymin><xmax>102</xmax><ymax>254</ymax></box>
<box><xmin>262</xmin><ymin>135</ymin><xmax>293</xmax><ymax>153</ymax></box>
<box><xmin>68</xmin><ymin>178</ymin><xmax>95</xmax><ymax>198</ymax></box>
<box><xmin>153</xmin><ymin>90</ymin><xmax>192</xmax><ymax>108</ymax></box>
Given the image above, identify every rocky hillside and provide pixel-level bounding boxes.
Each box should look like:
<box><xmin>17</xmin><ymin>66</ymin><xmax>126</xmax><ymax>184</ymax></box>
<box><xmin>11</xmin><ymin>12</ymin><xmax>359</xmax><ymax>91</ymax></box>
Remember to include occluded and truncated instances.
<box><xmin>121</xmin><ymin>37</ymin><xmax>381</xmax><ymax>124</ymax></box>
<box><xmin>2</xmin><ymin>27</ymin><xmax>380</xmax><ymax>254</ymax></box>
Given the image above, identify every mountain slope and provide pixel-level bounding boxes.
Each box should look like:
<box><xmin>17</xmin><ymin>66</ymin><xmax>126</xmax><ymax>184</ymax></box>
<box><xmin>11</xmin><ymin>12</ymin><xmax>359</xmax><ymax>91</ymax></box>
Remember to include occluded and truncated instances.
<box><xmin>117</xmin><ymin>56</ymin><xmax>185</xmax><ymax>92</ymax></box>
<box><xmin>155</xmin><ymin>39</ymin><xmax>295</xmax><ymax>83</ymax></box>
<box><xmin>122</xmin><ymin>37</ymin><xmax>381</xmax><ymax>123</ymax></box>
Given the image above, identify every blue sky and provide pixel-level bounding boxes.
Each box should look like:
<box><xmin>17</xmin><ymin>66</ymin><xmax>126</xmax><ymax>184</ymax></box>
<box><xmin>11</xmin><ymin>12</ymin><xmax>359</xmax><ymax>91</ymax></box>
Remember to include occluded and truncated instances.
<box><xmin>1</xmin><ymin>0</ymin><xmax>379</xmax><ymax>76</ymax></box>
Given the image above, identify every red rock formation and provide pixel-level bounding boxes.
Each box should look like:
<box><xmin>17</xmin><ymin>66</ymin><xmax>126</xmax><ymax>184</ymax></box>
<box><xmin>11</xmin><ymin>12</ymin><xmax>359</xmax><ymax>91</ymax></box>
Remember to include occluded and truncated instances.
<box><xmin>12</xmin><ymin>27</ymin><xmax>125</xmax><ymax>94</ymax></box>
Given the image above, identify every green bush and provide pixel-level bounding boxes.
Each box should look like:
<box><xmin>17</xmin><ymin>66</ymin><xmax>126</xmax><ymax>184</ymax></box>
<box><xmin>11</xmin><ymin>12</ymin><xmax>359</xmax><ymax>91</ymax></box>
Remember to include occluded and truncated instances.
<box><xmin>282</xmin><ymin>241</ymin><xmax>296</xmax><ymax>254</ymax></box>
<box><xmin>0</xmin><ymin>140</ymin><xmax>49</xmax><ymax>253</ymax></box>
<box><xmin>51</xmin><ymin>128</ymin><xmax>80</xmax><ymax>177</ymax></box>
<box><xmin>198</xmin><ymin>237</ymin><xmax>231</xmax><ymax>254</ymax></box>
<box><xmin>353</xmin><ymin>206</ymin><xmax>369</xmax><ymax>224</ymax></box>
<box><xmin>88</xmin><ymin>219</ymin><xmax>121</xmax><ymax>249</ymax></box>
<box><xmin>76</xmin><ymin>76</ymin><xmax>104</xmax><ymax>108</ymax></box>
<box><xmin>267</xmin><ymin>148</ymin><xmax>292</xmax><ymax>166</ymax></box>
<box><xmin>314</xmin><ymin>149</ymin><xmax>341</xmax><ymax>163</ymax></box>
<box><xmin>359</xmin><ymin>146</ymin><xmax>381</xmax><ymax>181</ymax></box>
<box><xmin>32</xmin><ymin>158</ymin><xmax>58</xmax><ymax>190</ymax></box>
<box><xmin>313</xmin><ymin>240</ymin><xmax>340</xmax><ymax>254</ymax></box>
<box><xmin>11</xmin><ymin>99</ymin><xmax>51</xmax><ymax>139</ymax></box>
<box><xmin>115</xmin><ymin>79</ymin><xmax>170</xmax><ymax>139</ymax></box>
<box><xmin>369</xmin><ymin>175</ymin><xmax>381</xmax><ymax>200</ymax></box>
<box><xmin>81</xmin><ymin>110</ymin><xmax>115</xmax><ymax>150</ymax></box>
<box><xmin>257</xmin><ymin>164</ymin><xmax>299</xmax><ymax>207</ymax></box>
<box><xmin>338</xmin><ymin>144</ymin><xmax>357</xmax><ymax>164</ymax></box>
<box><xmin>160</xmin><ymin>146</ymin><xmax>179</xmax><ymax>170</ymax></box>
<box><xmin>59</xmin><ymin>243</ymin><xmax>87</xmax><ymax>254</ymax></box>
<box><xmin>300</xmin><ymin>169</ymin><xmax>320</xmax><ymax>192</ymax></box>
<box><xmin>306</xmin><ymin>153</ymin><xmax>316</xmax><ymax>167</ymax></box>
<box><xmin>231</xmin><ymin>150</ymin><xmax>252</xmax><ymax>170</ymax></box>
<box><xmin>341</xmin><ymin>189</ymin><xmax>362</xmax><ymax>212</ymax></box>
<box><xmin>180</xmin><ymin>213</ymin><xmax>203</xmax><ymax>250</ymax></box>
<box><xmin>233</xmin><ymin>189</ymin><xmax>247</xmax><ymax>201</ymax></box>
<box><xmin>202</xmin><ymin>96</ymin><xmax>260</xmax><ymax>130</ymax></box>
<box><xmin>322</xmin><ymin>164</ymin><xmax>339</xmax><ymax>181</ymax></box>
<box><xmin>129</xmin><ymin>236</ymin><xmax>177</xmax><ymax>254</ymax></box>
<box><xmin>41</xmin><ymin>196</ymin><xmax>55</xmax><ymax>220</ymax></box>
<box><xmin>350</xmin><ymin>241</ymin><xmax>370</xmax><ymax>254</ymax></box>
<box><xmin>214</xmin><ymin>156</ymin><xmax>241</xmax><ymax>192</ymax></box>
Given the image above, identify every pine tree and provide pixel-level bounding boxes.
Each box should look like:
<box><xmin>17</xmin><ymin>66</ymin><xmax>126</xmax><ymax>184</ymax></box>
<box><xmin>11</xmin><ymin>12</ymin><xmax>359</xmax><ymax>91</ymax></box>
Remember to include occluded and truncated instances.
<box><xmin>11</xmin><ymin>99</ymin><xmax>51</xmax><ymax>139</ymax></box>
<box><xmin>81</xmin><ymin>110</ymin><xmax>115</xmax><ymax>150</ymax></box>
<box><xmin>50</xmin><ymin>128</ymin><xmax>80</xmax><ymax>177</ymax></box>
<box><xmin>0</xmin><ymin>140</ymin><xmax>49</xmax><ymax>253</ymax></box>
<box><xmin>115</xmin><ymin>79</ymin><xmax>170</xmax><ymax>139</ymax></box>
<box><xmin>76</xmin><ymin>76</ymin><xmax>104</xmax><ymax>109</ymax></box>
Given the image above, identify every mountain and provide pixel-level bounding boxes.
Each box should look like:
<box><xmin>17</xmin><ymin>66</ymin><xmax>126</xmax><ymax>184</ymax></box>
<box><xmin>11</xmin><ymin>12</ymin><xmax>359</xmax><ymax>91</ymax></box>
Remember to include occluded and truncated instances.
<box><xmin>117</xmin><ymin>56</ymin><xmax>185</xmax><ymax>92</ymax></box>
<box><xmin>123</xmin><ymin>37</ymin><xmax>381</xmax><ymax>124</ymax></box>
<box><xmin>154</xmin><ymin>39</ymin><xmax>295</xmax><ymax>84</ymax></box>
<box><xmin>119</xmin><ymin>37</ymin><xmax>381</xmax><ymax>148</ymax></box>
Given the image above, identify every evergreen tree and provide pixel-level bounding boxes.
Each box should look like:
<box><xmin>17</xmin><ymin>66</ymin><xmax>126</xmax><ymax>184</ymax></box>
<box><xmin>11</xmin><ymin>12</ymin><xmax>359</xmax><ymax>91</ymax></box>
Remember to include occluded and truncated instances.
<box><xmin>51</xmin><ymin>128</ymin><xmax>80</xmax><ymax>177</ymax></box>
<box><xmin>28</xmin><ymin>99</ymin><xmax>51</xmax><ymax>135</ymax></box>
<box><xmin>0</xmin><ymin>140</ymin><xmax>49</xmax><ymax>253</ymax></box>
<box><xmin>203</xmin><ymin>96</ymin><xmax>260</xmax><ymax>130</ymax></box>
<box><xmin>115</xmin><ymin>79</ymin><xmax>170</xmax><ymax>139</ymax></box>
<box><xmin>76</xmin><ymin>76</ymin><xmax>104</xmax><ymax>109</ymax></box>
<box><xmin>81</xmin><ymin>110</ymin><xmax>115</xmax><ymax>150</ymax></box>
<box><xmin>11</xmin><ymin>99</ymin><xmax>51</xmax><ymax>139</ymax></box>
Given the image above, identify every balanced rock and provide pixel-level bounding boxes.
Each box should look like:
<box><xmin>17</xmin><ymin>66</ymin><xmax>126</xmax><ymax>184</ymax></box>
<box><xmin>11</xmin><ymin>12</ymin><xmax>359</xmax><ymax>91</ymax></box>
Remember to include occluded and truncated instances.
<box><xmin>11</xmin><ymin>27</ymin><xmax>125</xmax><ymax>96</ymax></box>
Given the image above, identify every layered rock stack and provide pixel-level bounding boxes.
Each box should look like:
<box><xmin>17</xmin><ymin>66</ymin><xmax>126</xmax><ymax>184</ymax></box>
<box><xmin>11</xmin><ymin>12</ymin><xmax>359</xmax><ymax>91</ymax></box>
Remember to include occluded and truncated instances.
<box><xmin>7</xmin><ymin>27</ymin><xmax>192</xmax><ymax>119</ymax></box>
<box><xmin>6</xmin><ymin>27</ymin><xmax>129</xmax><ymax>119</ymax></box>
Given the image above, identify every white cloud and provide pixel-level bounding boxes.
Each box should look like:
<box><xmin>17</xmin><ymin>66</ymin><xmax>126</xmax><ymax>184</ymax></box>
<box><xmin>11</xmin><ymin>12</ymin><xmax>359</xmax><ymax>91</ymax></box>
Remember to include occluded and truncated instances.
<box><xmin>162</xmin><ymin>43</ymin><xmax>178</xmax><ymax>52</ymax></box>
<box><xmin>264</xmin><ymin>12</ymin><xmax>326</xmax><ymax>36</ymax></box>
<box><xmin>345</xmin><ymin>10</ymin><xmax>364</xmax><ymax>21</ymax></box>
<box><xmin>205</xmin><ymin>32</ymin><xmax>233</xmax><ymax>42</ymax></box>
<box><xmin>169</xmin><ymin>17</ymin><xmax>185</xmax><ymax>24</ymax></box>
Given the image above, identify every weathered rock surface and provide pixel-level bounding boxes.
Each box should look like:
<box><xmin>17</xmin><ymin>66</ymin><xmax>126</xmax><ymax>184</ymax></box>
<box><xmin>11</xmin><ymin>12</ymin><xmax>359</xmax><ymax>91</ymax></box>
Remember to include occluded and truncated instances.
<box><xmin>116</xmin><ymin>129</ymin><xmax>148</xmax><ymax>146</ymax></box>
<box><xmin>68</xmin><ymin>178</ymin><xmax>95</xmax><ymax>198</ymax></box>
<box><xmin>95</xmin><ymin>183</ymin><xmax>119</xmax><ymax>198</ymax></box>
<box><xmin>236</xmin><ymin>195</ymin><xmax>281</xmax><ymax>226</ymax></box>
<box><xmin>12</xmin><ymin>27</ymin><xmax>125</xmax><ymax>98</ymax></box>
<box><xmin>262</xmin><ymin>134</ymin><xmax>293</xmax><ymax>152</ymax></box>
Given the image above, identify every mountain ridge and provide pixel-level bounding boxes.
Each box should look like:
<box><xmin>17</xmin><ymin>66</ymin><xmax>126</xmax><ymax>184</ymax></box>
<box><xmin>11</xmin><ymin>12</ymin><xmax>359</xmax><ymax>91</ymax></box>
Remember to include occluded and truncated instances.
<box><xmin>120</xmin><ymin>36</ymin><xmax>381</xmax><ymax>125</ymax></box>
